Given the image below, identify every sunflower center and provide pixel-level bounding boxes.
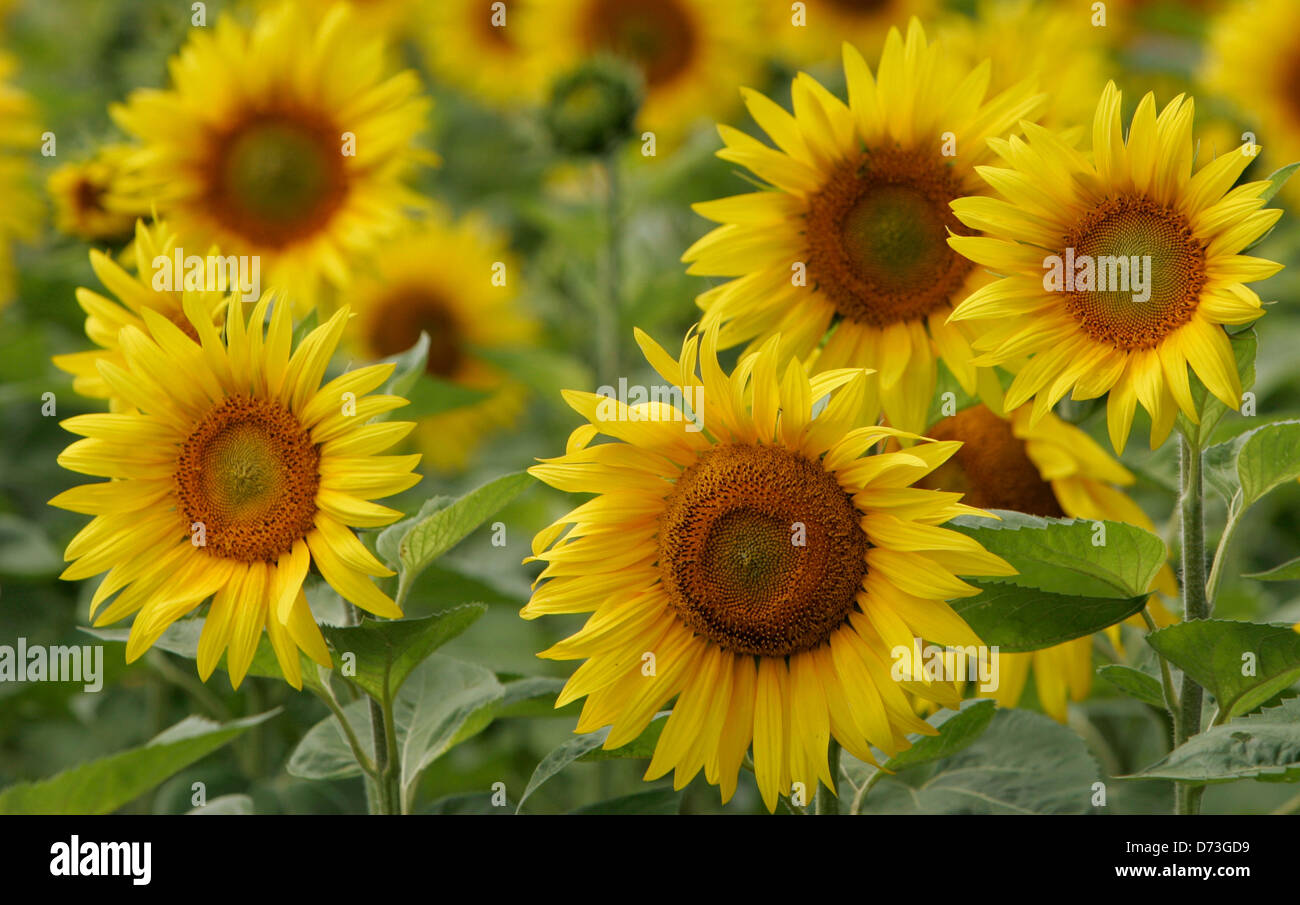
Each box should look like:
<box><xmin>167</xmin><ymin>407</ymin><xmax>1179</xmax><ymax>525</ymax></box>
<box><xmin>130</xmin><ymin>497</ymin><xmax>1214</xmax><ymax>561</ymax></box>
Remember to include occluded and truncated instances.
<box><xmin>208</xmin><ymin>112</ymin><xmax>348</xmax><ymax>248</ymax></box>
<box><xmin>175</xmin><ymin>396</ymin><xmax>321</xmax><ymax>562</ymax></box>
<box><xmin>657</xmin><ymin>444</ymin><xmax>869</xmax><ymax>656</ymax></box>
<box><xmin>916</xmin><ymin>405</ymin><xmax>1064</xmax><ymax>517</ymax></box>
<box><xmin>583</xmin><ymin>0</ymin><xmax>695</xmax><ymax>86</ymax></box>
<box><xmin>74</xmin><ymin>177</ymin><xmax>107</xmax><ymax>216</ymax></box>
<box><xmin>366</xmin><ymin>289</ymin><xmax>463</xmax><ymax>378</ymax></box>
<box><xmin>1062</xmin><ymin>196</ymin><xmax>1206</xmax><ymax>351</ymax></box>
<box><xmin>805</xmin><ymin>148</ymin><xmax>975</xmax><ymax>328</ymax></box>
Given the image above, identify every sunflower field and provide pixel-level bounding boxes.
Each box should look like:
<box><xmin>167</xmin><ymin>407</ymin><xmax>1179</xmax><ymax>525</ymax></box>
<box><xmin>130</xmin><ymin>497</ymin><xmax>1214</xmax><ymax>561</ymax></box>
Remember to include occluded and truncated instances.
<box><xmin>1</xmin><ymin>0</ymin><xmax>1300</xmax><ymax>828</ymax></box>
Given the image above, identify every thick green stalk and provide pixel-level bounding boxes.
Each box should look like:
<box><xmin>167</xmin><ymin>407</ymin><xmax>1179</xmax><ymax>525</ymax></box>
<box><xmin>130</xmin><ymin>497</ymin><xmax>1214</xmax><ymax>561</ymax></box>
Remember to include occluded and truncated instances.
<box><xmin>1175</xmin><ymin>433</ymin><xmax>1209</xmax><ymax>815</ymax></box>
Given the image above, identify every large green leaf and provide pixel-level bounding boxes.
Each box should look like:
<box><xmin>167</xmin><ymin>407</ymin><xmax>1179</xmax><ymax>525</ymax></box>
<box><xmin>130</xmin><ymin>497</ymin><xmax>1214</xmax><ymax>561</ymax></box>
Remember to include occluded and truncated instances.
<box><xmin>396</xmin><ymin>657</ymin><xmax>504</xmax><ymax>811</ymax></box>
<box><xmin>0</xmin><ymin>711</ymin><xmax>278</xmax><ymax>815</ymax></box>
<box><xmin>1146</xmin><ymin>620</ymin><xmax>1300</xmax><ymax>721</ymax></box>
<box><xmin>84</xmin><ymin>621</ymin><xmax>326</xmax><ymax>694</ymax></box>
<box><xmin>381</xmin><ymin>472</ymin><xmax>534</xmax><ymax>604</ymax></box>
<box><xmin>320</xmin><ymin>604</ymin><xmax>487</xmax><ymax>701</ymax></box>
<box><xmin>952</xmin><ymin>582</ymin><xmax>1148</xmax><ymax>652</ymax></box>
<box><xmin>516</xmin><ymin>713</ymin><xmax>669</xmax><ymax>813</ymax></box>
<box><xmin>287</xmin><ymin>655</ymin><xmax>505</xmax><ymax>814</ymax></box>
<box><xmin>854</xmin><ymin>708</ymin><xmax>1100</xmax><ymax>814</ymax></box>
<box><xmin>948</xmin><ymin>512</ymin><xmax>1166</xmax><ymax>598</ymax></box>
<box><xmin>1127</xmin><ymin>697</ymin><xmax>1300</xmax><ymax>784</ymax></box>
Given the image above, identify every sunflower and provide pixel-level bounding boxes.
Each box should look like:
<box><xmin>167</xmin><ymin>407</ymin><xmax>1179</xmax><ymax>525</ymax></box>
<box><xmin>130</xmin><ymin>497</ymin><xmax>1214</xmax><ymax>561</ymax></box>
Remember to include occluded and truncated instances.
<box><xmin>937</xmin><ymin>0</ymin><xmax>1107</xmax><ymax>130</ymax></box>
<box><xmin>109</xmin><ymin>2</ymin><xmax>433</xmax><ymax>309</ymax></box>
<box><xmin>947</xmin><ymin>82</ymin><xmax>1284</xmax><ymax>454</ymax></box>
<box><xmin>767</xmin><ymin>0</ymin><xmax>939</xmax><ymax>66</ymax></box>
<box><xmin>683</xmin><ymin>20</ymin><xmax>1044</xmax><ymax>434</ymax></box>
<box><xmin>50</xmin><ymin>295</ymin><xmax>421</xmax><ymax>689</ymax></box>
<box><xmin>914</xmin><ymin>402</ymin><xmax>1178</xmax><ymax>722</ymax></box>
<box><xmin>420</xmin><ymin>0</ymin><xmax>547</xmax><ymax>107</ymax></box>
<box><xmin>0</xmin><ymin>51</ymin><xmax>41</xmax><ymax>308</ymax></box>
<box><xmin>1204</xmin><ymin>0</ymin><xmax>1300</xmax><ymax>208</ymax></box>
<box><xmin>253</xmin><ymin>0</ymin><xmax>418</xmax><ymax>36</ymax></box>
<box><xmin>524</xmin><ymin>0</ymin><xmax>760</xmax><ymax>148</ymax></box>
<box><xmin>53</xmin><ymin>219</ymin><xmax>230</xmax><ymax>405</ymax></box>
<box><xmin>47</xmin><ymin>145</ymin><xmax>145</xmax><ymax>243</ymax></box>
<box><xmin>348</xmin><ymin>212</ymin><xmax>537</xmax><ymax>472</ymax></box>
<box><xmin>523</xmin><ymin>322</ymin><xmax>1015</xmax><ymax>810</ymax></box>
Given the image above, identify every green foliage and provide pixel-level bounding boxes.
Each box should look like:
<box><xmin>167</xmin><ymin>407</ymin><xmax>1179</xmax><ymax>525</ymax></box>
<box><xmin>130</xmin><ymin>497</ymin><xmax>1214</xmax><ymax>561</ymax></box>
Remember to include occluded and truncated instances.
<box><xmin>1128</xmin><ymin>697</ymin><xmax>1300</xmax><ymax>784</ymax></box>
<box><xmin>1147</xmin><ymin>620</ymin><xmax>1300</xmax><ymax>722</ymax></box>
<box><xmin>953</xmin><ymin>583</ymin><xmax>1149</xmax><ymax>652</ymax></box>
<box><xmin>1097</xmin><ymin>665</ymin><xmax>1167</xmax><ymax>709</ymax></box>
<box><xmin>0</xmin><ymin>711</ymin><xmax>278</xmax><ymax>815</ymax></box>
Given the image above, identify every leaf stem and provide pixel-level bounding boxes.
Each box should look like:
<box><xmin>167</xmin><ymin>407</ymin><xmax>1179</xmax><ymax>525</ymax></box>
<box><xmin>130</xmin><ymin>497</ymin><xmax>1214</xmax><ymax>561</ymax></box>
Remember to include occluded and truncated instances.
<box><xmin>1175</xmin><ymin>432</ymin><xmax>1209</xmax><ymax>815</ymax></box>
<box><xmin>1140</xmin><ymin>608</ymin><xmax>1179</xmax><ymax>716</ymax></box>
<box><xmin>1204</xmin><ymin>494</ymin><xmax>1243</xmax><ymax>605</ymax></box>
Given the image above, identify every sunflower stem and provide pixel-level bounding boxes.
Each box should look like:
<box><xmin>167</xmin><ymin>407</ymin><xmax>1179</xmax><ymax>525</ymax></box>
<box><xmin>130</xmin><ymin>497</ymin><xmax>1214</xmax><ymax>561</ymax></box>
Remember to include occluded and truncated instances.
<box><xmin>596</xmin><ymin>151</ymin><xmax>621</xmax><ymax>382</ymax></box>
<box><xmin>815</xmin><ymin>739</ymin><xmax>841</xmax><ymax>815</ymax></box>
<box><xmin>1175</xmin><ymin>432</ymin><xmax>1209</xmax><ymax>816</ymax></box>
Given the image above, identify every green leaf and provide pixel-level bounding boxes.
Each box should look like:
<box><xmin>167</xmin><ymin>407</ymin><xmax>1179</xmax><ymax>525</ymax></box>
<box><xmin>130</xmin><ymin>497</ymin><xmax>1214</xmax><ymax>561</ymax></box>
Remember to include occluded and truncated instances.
<box><xmin>320</xmin><ymin>604</ymin><xmax>487</xmax><ymax>701</ymax></box>
<box><xmin>1259</xmin><ymin>161</ymin><xmax>1300</xmax><ymax>204</ymax></box>
<box><xmin>516</xmin><ymin>713</ymin><xmax>669</xmax><ymax>813</ymax></box>
<box><xmin>952</xmin><ymin>582</ymin><xmax>1149</xmax><ymax>652</ymax></box>
<box><xmin>0</xmin><ymin>514</ymin><xmax>62</xmax><ymax>578</ymax></box>
<box><xmin>1235</xmin><ymin>420</ymin><xmax>1300</xmax><ymax>508</ymax></box>
<box><xmin>492</xmin><ymin>676</ymin><xmax>568</xmax><ymax>718</ymax></box>
<box><xmin>287</xmin><ymin>655</ymin><xmax>505</xmax><ymax>811</ymax></box>
<box><xmin>878</xmin><ymin>699</ymin><xmax>996</xmax><ymax>773</ymax></box>
<box><xmin>1146</xmin><ymin>620</ymin><xmax>1300</xmax><ymax>721</ymax></box>
<box><xmin>188</xmin><ymin>794</ymin><xmax>255</xmax><ymax>815</ymax></box>
<box><xmin>376</xmin><ymin>495</ymin><xmax>450</xmax><ymax>566</ymax></box>
<box><xmin>0</xmin><ymin>711</ymin><xmax>278</xmax><ymax>815</ymax></box>
<box><xmin>1097</xmin><ymin>665</ymin><xmax>1167</xmax><ymax>708</ymax></box>
<box><xmin>1127</xmin><ymin>697</ymin><xmax>1300</xmax><ymax>783</ymax></box>
<box><xmin>399</xmin><ymin>374</ymin><xmax>491</xmax><ymax>419</ymax></box>
<box><xmin>569</xmin><ymin>789</ymin><xmax>682</xmax><ymax>815</ymax></box>
<box><xmin>855</xmin><ymin>708</ymin><xmax>1100</xmax><ymax>814</ymax></box>
<box><xmin>1244</xmin><ymin>556</ymin><xmax>1300</xmax><ymax>582</ymax></box>
<box><xmin>382</xmin><ymin>331</ymin><xmax>431</xmax><ymax>399</ymax></box>
<box><xmin>387</xmin><ymin>472</ymin><xmax>534</xmax><ymax>604</ymax></box>
<box><xmin>396</xmin><ymin>656</ymin><xmax>504</xmax><ymax>811</ymax></box>
<box><xmin>83</xmin><ymin>621</ymin><xmax>327</xmax><ymax>694</ymax></box>
<box><xmin>578</xmin><ymin>714</ymin><xmax>668</xmax><ymax>762</ymax></box>
<box><xmin>948</xmin><ymin>511</ymin><xmax>1166</xmax><ymax>598</ymax></box>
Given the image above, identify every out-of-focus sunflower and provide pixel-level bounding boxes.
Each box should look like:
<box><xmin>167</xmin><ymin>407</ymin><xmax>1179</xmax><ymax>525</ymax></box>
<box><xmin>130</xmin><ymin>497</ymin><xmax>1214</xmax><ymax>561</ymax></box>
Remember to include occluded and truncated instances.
<box><xmin>766</xmin><ymin>0</ymin><xmax>938</xmax><ymax>66</ymax></box>
<box><xmin>525</xmin><ymin>0</ymin><xmax>760</xmax><ymax>148</ymax></box>
<box><xmin>524</xmin><ymin>322</ymin><xmax>1016</xmax><ymax>810</ymax></box>
<box><xmin>1204</xmin><ymin>0</ymin><xmax>1300</xmax><ymax>208</ymax></box>
<box><xmin>349</xmin><ymin>212</ymin><xmax>536</xmax><ymax>472</ymax></box>
<box><xmin>915</xmin><ymin>402</ymin><xmax>1178</xmax><ymax>722</ymax></box>
<box><xmin>948</xmin><ymin>83</ymin><xmax>1283</xmax><ymax>454</ymax></box>
<box><xmin>110</xmin><ymin>2</ymin><xmax>433</xmax><ymax>309</ymax></box>
<box><xmin>0</xmin><ymin>51</ymin><xmax>41</xmax><ymax>308</ymax></box>
<box><xmin>52</xmin><ymin>218</ymin><xmax>229</xmax><ymax>405</ymax></box>
<box><xmin>937</xmin><ymin>0</ymin><xmax>1108</xmax><ymax>129</ymax></box>
<box><xmin>51</xmin><ymin>297</ymin><xmax>421</xmax><ymax>689</ymax></box>
<box><xmin>252</xmin><ymin>0</ymin><xmax>418</xmax><ymax>36</ymax></box>
<box><xmin>684</xmin><ymin>20</ymin><xmax>1044</xmax><ymax>434</ymax></box>
<box><xmin>420</xmin><ymin>0</ymin><xmax>547</xmax><ymax>107</ymax></box>
<box><xmin>47</xmin><ymin>144</ymin><xmax>145</xmax><ymax>243</ymax></box>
